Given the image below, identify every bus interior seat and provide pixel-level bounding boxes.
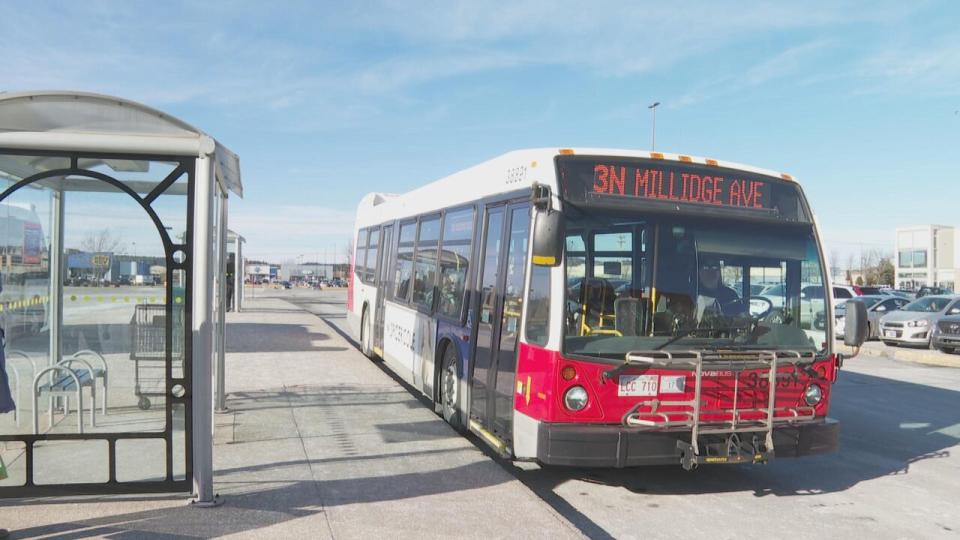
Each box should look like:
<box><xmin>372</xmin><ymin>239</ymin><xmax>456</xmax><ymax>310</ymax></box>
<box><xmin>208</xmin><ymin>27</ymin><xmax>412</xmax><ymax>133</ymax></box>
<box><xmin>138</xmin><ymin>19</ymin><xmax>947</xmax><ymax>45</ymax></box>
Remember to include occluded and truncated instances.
<box><xmin>580</xmin><ymin>278</ymin><xmax>618</xmax><ymax>335</ymax></box>
<box><xmin>614</xmin><ymin>297</ymin><xmax>642</xmax><ymax>336</ymax></box>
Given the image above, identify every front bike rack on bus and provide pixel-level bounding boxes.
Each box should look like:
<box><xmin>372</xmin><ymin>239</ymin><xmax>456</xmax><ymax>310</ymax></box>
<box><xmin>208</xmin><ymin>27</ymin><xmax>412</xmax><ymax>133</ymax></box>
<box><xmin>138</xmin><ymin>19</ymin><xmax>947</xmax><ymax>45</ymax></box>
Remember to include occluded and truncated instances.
<box><xmin>617</xmin><ymin>349</ymin><xmax>817</xmax><ymax>469</ymax></box>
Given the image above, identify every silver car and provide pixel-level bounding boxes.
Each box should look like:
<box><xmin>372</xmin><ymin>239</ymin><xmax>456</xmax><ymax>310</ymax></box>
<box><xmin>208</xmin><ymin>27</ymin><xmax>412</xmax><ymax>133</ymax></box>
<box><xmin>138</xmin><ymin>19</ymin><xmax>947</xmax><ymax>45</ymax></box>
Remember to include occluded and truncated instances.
<box><xmin>879</xmin><ymin>295</ymin><xmax>960</xmax><ymax>347</ymax></box>
<box><xmin>835</xmin><ymin>295</ymin><xmax>910</xmax><ymax>340</ymax></box>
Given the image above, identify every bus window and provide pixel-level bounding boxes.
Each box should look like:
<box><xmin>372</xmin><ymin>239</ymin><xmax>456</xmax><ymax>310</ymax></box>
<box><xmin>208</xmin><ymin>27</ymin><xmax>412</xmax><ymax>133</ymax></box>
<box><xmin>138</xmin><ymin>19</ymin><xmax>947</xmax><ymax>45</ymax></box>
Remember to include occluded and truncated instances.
<box><xmin>364</xmin><ymin>227</ymin><xmax>380</xmax><ymax>284</ymax></box>
<box><xmin>437</xmin><ymin>207</ymin><xmax>474</xmax><ymax>318</ymax></box>
<box><xmin>355</xmin><ymin>228</ymin><xmax>367</xmax><ymax>281</ymax></box>
<box><xmin>592</xmin><ymin>231</ymin><xmax>633</xmax><ymax>292</ymax></box>
<box><xmin>413</xmin><ymin>216</ymin><xmax>441</xmax><ymax>309</ymax></box>
<box><xmin>525</xmin><ymin>265</ymin><xmax>551</xmax><ymax>345</ymax></box>
<box><xmin>394</xmin><ymin>222</ymin><xmax>416</xmax><ymax>302</ymax></box>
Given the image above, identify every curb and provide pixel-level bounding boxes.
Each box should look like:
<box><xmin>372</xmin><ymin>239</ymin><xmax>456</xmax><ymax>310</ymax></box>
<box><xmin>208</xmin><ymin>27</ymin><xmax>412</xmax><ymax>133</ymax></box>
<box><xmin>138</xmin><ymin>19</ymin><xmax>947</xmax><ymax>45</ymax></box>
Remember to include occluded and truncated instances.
<box><xmin>838</xmin><ymin>342</ymin><xmax>960</xmax><ymax>368</ymax></box>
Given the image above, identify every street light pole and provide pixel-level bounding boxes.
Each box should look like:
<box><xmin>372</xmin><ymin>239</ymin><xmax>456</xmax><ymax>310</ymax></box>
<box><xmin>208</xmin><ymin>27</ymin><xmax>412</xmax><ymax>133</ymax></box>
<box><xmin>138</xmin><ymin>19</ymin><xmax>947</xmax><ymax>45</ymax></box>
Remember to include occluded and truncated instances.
<box><xmin>648</xmin><ymin>101</ymin><xmax>660</xmax><ymax>151</ymax></box>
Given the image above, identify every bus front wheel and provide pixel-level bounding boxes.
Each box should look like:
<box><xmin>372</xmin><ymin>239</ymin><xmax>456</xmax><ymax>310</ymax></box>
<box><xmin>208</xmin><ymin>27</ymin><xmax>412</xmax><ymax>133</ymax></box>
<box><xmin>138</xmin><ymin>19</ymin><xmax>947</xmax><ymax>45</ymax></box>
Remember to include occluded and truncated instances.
<box><xmin>440</xmin><ymin>344</ymin><xmax>466</xmax><ymax>432</ymax></box>
<box><xmin>360</xmin><ymin>306</ymin><xmax>376</xmax><ymax>359</ymax></box>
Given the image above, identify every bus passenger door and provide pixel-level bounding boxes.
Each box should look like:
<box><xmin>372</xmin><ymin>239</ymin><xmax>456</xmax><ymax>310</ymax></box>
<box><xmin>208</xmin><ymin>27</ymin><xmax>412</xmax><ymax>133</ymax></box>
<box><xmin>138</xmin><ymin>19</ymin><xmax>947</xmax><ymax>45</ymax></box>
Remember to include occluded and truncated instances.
<box><xmin>470</xmin><ymin>206</ymin><xmax>505</xmax><ymax>435</ymax></box>
<box><xmin>490</xmin><ymin>204</ymin><xmax>530</xmax><ymax>439</ymax></box>
<box><xmin>374</xmin><ymin>224</ymin><xmax>393</xmax><ymax>355</ymax></box>
<box><xmin>470</xmin><ymin>202</ymin><xmax>529</xmax><ymax>446</ymax></box>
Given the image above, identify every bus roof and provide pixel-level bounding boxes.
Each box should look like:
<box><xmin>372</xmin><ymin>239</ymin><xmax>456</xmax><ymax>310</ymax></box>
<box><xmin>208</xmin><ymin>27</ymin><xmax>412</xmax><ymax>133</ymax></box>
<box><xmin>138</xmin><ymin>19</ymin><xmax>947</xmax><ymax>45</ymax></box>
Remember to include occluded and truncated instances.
<box><xmin>354</xmin><ymin>148</ymin><xmax>798</xmax><ymax>228</ymax></box>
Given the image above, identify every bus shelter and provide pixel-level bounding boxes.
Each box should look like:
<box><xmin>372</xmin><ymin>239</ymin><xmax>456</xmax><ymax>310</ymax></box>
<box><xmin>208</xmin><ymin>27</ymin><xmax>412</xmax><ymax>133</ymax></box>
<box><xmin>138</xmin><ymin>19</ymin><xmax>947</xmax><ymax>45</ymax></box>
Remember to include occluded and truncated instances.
<box><xmin>227</xmin><ymin>230</ymin><xmax>245</xmax><ymax>313</ymax></box>
<box><xmin>0</xmin><ymin>91</ymin><xmax>240</xmax><ymax>503</ymax></box>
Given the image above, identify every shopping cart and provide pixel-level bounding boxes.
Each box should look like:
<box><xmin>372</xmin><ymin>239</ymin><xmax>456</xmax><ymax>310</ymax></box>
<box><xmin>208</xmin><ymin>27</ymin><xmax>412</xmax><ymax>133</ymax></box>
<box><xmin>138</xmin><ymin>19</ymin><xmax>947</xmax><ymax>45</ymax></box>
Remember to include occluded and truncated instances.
<box><xmin>129</xmin><ymin>303</ymin><xmax>184</xmax><ymax>410</ymax></box>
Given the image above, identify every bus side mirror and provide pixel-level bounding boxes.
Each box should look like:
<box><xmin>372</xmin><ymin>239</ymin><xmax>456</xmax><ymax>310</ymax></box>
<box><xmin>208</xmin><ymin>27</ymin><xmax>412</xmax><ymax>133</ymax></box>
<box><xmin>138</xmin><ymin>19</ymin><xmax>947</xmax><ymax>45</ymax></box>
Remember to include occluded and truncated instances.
<box><xmin>843</xmin><ymin>300</ymin><xmax>868</xmax><ymax>348</ymax></box>
<box><xmin>532</xmin><ymin>209</ymin><xmax>564</xmax><ymax>267</ymax></box>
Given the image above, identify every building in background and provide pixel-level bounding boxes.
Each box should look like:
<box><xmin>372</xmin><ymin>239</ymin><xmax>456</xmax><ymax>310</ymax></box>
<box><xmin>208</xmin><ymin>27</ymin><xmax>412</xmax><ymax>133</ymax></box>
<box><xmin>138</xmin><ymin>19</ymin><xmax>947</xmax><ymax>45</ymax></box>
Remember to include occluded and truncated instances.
<box><xmin>279</xmin><ymin>262</ymin><xmax>348</xmax><ymax>282</ymax></box>
<box><xmin>245</xmin><ymin>261</ymin><xmax>278</xmax><ymax>283</ymax></box>
<box><xmin>894</xmin><ymin>225</ymin><xmax>957</xmax><ymax>290</ymax></box>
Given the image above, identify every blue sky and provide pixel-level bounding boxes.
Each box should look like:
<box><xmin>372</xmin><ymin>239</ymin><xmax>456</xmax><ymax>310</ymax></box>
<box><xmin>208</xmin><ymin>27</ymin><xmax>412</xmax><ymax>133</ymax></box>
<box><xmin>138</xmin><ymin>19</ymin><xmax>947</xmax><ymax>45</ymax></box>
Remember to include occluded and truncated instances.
<box><xmin>2</xmin><ymin>1</ymin><xmax>958</xmax><ymax>265</ymax></box>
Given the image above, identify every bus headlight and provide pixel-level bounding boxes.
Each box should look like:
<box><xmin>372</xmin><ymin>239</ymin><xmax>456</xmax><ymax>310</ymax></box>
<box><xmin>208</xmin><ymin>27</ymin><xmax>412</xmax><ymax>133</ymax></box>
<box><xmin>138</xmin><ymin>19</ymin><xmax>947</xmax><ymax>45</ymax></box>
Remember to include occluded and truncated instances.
<box><xmin>564</xmin><ymin>386</ymin><xmax>589</xmax><ymax>412</ymax></box>
<box><xmin>804</xmin><ymin>384</ymin><xmax>823</xmax><ymax>406</ymax></box>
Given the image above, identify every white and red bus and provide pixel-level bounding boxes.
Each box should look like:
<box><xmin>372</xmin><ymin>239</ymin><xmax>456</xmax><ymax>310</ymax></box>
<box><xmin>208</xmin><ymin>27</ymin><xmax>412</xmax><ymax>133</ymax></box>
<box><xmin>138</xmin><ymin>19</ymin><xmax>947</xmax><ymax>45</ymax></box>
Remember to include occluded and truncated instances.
<box><xmin>348</xmin><ymin>148</ymin><xmax>865</xmax><ymax>469</ymax></box>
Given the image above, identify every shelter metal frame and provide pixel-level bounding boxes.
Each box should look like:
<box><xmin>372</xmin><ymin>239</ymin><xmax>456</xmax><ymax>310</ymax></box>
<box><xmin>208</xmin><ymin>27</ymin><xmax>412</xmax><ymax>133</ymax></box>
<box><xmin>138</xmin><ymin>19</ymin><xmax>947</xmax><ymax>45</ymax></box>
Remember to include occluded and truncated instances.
<box><xmin>0</xmin><ymin>148</ymin><xmax>196</xmax><ymax>497</ymax></box>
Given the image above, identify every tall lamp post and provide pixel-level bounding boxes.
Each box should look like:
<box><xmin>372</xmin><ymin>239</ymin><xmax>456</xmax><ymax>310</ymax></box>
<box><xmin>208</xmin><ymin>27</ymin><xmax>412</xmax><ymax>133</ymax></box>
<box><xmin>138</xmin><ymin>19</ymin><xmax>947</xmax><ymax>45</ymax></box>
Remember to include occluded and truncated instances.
<box><xmin>648</xmin><ymin>101</ymin><xmax>660</xmax><ymax>151</ymax></box>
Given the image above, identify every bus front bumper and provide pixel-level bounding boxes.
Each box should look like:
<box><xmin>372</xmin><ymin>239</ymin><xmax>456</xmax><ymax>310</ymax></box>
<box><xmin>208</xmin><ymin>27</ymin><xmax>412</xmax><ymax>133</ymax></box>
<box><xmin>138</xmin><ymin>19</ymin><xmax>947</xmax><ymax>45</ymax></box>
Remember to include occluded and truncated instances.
<box><xmin>535</xmin><ymin>418</ymin><xmax>839</xmax><ymax>468</ymax></box>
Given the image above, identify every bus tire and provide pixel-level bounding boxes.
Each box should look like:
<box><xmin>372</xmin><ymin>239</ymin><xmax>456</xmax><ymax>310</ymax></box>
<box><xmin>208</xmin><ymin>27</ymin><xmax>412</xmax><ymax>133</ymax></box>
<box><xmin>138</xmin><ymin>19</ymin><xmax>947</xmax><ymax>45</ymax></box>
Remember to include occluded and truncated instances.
<box><xmin>360</xmin><ymin>306</ymin><xmax>376</xmax><ymax>359</ymax></box>
<box><xmin>439</xmin><ymin>343</ymin><xmax>466</xmax><ymax>433</ymax></box>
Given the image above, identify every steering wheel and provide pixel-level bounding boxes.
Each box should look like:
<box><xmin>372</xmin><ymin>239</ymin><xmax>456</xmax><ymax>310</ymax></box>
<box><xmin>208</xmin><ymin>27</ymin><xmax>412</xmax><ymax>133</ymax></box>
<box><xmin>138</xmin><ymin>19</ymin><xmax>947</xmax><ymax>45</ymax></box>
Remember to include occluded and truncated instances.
<box><xmin>748</xmin><ymin>296</ymin><xmax>774</xmax><ymax>318</ymax></box>
<box><xmin>762</xmin><ymin>308</ymin><xmax>787</xmax><ymax>325</ymax></box>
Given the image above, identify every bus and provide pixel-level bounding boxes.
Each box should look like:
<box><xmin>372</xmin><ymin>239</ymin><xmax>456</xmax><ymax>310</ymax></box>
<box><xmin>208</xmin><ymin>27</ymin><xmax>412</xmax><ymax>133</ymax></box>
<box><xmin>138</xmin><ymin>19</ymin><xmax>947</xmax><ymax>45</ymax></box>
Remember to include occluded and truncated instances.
<box><xmin>348</xmin><ymin>148</ymin><xmax>866</xmax><ymax>469</ymax></box>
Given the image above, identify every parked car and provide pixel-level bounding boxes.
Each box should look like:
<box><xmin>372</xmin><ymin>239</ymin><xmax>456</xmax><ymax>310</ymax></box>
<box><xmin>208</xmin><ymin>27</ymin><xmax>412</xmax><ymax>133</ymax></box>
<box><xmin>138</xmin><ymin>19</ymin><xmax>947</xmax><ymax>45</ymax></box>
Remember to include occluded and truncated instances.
<box><xmin>832</xmin><ymin>285</ymin><xmax>862</xmax><ymax>300</ymax></box>
<box><xmin>835</xmin><ymin>295</ymin><xmax>910</xmax><ymax>340</ymax></box>
<box><xmin>892</xmin><ymin>289</ymin><xmax>917</xmax><ymax>299</ymax></box>
<box><xmin>879</xmin><ymin>295</ymin><xmax>960</xmax><ymax>348</ymax></box>
<box><xmin>916</xmin><ymin>286</ymin><xmax>952</xmax><ymax>298</ymax></box>
<box><xmin>878</xmin><ymin>289</ymin><xmax>913</xmax><ymax>300</ymax></box>
<box><xmin>931</xmin><ymin>314</ymin><xmax>960</xmax><ymax>354</ymax></box>
<box><xmin>749</xmin><ymin>283</ymin><xmax>827</xmax><ymax>330</ymax></box>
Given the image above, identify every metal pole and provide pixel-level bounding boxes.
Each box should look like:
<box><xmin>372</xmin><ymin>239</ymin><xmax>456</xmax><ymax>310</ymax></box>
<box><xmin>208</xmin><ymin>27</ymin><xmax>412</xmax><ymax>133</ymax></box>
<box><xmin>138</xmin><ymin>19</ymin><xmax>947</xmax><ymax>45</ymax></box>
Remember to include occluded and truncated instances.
<box><xmin>190</xmin><ymin>151</ymin><xmax>219</xmax><ymax>506</ymax></box>
<box><xmin>215</xmin><ymin>193</ymin><xmax>229</xmax><ymax>414</ymax></box>
<box><xmin>49</xmin><ymin>189</ymin><xmax>65</xmax><ymax>371</ymax></box>
<box><xmin>648</xmin><ymin>101</ymin><xmax>660</xmax><ymax>151</ymax></box>
<box><xmin>234</xmin><ymin>238</ymin><xmax>243</xmax><ymax>313</ymax></box>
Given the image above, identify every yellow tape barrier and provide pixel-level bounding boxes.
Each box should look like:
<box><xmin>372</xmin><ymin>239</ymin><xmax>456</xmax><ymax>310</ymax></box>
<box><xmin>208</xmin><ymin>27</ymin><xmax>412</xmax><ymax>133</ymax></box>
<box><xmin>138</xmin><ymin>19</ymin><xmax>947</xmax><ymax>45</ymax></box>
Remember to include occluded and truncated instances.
<box><xmin>0</xmin><ymin>294</ymin><xmax>184</xmax><ymax>312</ymax></box>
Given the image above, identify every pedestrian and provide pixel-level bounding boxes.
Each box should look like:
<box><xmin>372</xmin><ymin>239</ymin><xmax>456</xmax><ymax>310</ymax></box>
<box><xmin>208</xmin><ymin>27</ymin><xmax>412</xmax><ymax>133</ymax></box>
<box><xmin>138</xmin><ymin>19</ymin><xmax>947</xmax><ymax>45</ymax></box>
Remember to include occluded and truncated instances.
<box><xmin>0</xmin><ymin>332</ymin><xmax>14</xmax><ymax>415</ymax></box>
<box><xmin>0</xmin><ymin>329</ymin><xmax>13</xmax><ymax>539</ymax></box>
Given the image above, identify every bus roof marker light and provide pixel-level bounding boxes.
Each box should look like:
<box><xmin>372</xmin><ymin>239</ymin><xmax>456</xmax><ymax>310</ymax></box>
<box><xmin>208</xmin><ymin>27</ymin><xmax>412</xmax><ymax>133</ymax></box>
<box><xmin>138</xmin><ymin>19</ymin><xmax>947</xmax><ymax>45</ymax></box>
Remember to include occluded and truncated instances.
<box><xmin>558</xmin><ymin>148</ymin><xmax>575</xmax><ymax>155</ymax></box>
<box><xmin>705</xmin><ymin>159</ymin><xmax>719</xmax><ymax>166</ymax></box>
<box><xmin>781</xmin><ymin>173</ymin><xmax>795</xmax><ymax>181</ymax></box>
<box><xmin>650</xmin><ymin>152</ymin><xmax>665</xmax><ymax>160</ymax></box>
<box><xmin>679</xmin><ymin>155</ymin><xmax>692</xmax><ymax>162</ymax></box>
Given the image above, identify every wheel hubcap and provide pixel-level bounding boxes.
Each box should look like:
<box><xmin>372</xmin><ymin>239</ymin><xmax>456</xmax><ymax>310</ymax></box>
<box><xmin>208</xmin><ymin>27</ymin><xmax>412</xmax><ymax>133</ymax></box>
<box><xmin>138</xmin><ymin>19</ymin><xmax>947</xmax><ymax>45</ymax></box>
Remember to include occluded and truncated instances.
<box><xmin>444</xmin><ymin>364</ymin><xmax>456</xmax><ymax>408</ymax></box>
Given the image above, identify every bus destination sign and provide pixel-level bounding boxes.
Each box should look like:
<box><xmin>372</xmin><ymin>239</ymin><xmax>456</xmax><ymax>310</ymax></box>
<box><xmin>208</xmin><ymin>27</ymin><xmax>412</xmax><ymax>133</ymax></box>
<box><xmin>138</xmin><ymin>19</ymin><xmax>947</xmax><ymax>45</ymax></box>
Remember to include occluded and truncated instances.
<box><xmin>591</xmin><ymin>163</ymin><xmax>771</xmax><ymax>210</ymax></box>
<box><xmin>558</xmin><ymin>156</ymin><xmax>810</xmax><ymax>222</ymax></box>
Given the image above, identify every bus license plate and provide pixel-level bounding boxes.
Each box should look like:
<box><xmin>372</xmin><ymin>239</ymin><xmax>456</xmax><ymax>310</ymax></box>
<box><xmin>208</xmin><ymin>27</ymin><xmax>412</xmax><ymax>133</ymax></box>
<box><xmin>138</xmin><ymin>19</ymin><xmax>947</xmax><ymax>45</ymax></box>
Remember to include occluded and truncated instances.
<box><xmin>618</xmin><ymin>375</ymin><xmax>658</xmax><ymax>397</ymax></box>
<box><xmin>660</xmin><ymin>375</ymin><xmax>686</xmax><ymax>394</ymax></box>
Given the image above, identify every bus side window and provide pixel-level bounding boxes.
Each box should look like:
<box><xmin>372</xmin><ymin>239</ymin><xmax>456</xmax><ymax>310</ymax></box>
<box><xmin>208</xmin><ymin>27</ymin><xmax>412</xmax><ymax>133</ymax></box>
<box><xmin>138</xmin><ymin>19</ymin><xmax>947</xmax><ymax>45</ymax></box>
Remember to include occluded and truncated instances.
<box><xmin>437</xmin><ymin>207</ymin><xmax>474</xmax><ymax>319</ymax></box>
<box><xmin>364</xmin><ymin>227</ymin><xmax>380</xmax><ymax>284</ymax></box>
<box><xmin>413</xmin><ymin>216</ymin><xmax>441</xmax><ymax>309</ymax></box>
<box><xmin>525</xmin><ymin>265</ymin><xmax>551</xmax><ymax>346</ymax></box>
<box><xmin>355</xmin><ymin>228</ymin><xmax>367</xmax><ymax>281</ymax></box>
<box><xmin>394</xmin><ymin>222</ymin><xmax>417</xmax><ymax>302</ymax></box>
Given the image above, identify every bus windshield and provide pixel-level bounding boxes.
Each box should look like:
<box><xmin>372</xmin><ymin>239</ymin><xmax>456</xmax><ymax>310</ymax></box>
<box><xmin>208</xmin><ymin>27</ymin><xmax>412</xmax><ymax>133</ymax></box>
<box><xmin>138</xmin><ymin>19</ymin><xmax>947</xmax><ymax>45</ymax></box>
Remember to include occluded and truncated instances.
<box><xmin>563</xmin><ymin>210</ymin><xmax>828</xmax><ymax>359</ymax></box>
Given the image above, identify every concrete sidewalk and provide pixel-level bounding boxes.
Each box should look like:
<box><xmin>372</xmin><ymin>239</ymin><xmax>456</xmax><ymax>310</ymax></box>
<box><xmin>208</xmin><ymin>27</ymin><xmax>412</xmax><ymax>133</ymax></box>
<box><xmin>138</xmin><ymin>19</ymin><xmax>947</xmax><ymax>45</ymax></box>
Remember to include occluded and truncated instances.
<box><xmin>1</xmin><ymin>296</ymin><xmax>582</xmax><ymax>539</ymax></box>
<box><xmin>838</xmin><ymin>340</ymin><xmax>960</xmax><ymax>368</ymax></box>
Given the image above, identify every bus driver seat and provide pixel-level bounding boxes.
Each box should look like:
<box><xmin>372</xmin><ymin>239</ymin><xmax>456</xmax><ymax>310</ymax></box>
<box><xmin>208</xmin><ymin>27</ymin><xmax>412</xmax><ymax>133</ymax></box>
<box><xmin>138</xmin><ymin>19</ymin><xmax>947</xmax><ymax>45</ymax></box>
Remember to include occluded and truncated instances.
<box><xmin>579</xmin><ymin>278</ymin><xmax>619</xmax><ymax>336</ymax></box>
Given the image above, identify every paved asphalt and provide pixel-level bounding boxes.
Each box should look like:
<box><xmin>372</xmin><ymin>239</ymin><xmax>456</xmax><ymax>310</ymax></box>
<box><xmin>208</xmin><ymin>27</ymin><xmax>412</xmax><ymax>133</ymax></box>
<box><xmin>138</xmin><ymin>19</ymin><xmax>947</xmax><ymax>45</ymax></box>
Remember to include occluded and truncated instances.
<box><xmin>3</xmin><ymin>287</ymin><xmax>956</xmax><ymax>539</ymax></box>
<box><xmin>289</xmin><ymin>288</ymin><xmax>960</xmax><ymax>540</ymax></box>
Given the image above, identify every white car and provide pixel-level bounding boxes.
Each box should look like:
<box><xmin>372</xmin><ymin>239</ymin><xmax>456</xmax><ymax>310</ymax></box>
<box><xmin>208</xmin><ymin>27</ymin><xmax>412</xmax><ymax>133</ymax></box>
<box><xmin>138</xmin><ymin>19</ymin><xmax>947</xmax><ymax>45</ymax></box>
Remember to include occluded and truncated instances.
<box><xmin>749</xmin><ymin>283</ymin><xmax>828</xmax><ymax>330</ymax></box>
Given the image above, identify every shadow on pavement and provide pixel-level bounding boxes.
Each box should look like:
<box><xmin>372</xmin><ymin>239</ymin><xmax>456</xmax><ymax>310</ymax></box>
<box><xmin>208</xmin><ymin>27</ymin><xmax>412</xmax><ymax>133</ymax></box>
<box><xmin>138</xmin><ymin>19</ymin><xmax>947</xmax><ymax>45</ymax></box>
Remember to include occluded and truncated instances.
<box><xmin>8</xmin><ymin>461</ymin><xmax>509</xmax><ymax>539</ymax></box>
<box><xmin>226</xmin><ymin>323</ymin><xmax>346</xmax><ymax>353</ymax></box>
<box><xmin>507</xmin><ymin>370</ymin><xmax>959</xmax><ymax>502</ymax></box>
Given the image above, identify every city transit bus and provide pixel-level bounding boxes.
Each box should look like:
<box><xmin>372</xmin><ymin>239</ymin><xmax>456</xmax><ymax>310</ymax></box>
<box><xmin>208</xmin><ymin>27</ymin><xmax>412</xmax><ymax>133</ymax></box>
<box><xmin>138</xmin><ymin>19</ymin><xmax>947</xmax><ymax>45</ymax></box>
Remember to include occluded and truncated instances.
<box><xmin>348</xmin><ymin>148</ymin><xmax>866</xmax><ymax>469</ymax></box>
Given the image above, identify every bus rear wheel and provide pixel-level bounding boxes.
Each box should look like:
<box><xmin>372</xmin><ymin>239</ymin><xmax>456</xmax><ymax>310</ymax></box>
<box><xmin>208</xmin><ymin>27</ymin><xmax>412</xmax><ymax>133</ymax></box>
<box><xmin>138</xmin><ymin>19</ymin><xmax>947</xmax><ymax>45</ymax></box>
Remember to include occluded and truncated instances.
<box><xmin>440</xmin><ymin>344</ymin><xmax>466</xmax><ymax>432</ymax></box>
<box><xmin>360</xmin><ymin>307</ymin><xmax>376</xmax><ymax>359</ymax></box>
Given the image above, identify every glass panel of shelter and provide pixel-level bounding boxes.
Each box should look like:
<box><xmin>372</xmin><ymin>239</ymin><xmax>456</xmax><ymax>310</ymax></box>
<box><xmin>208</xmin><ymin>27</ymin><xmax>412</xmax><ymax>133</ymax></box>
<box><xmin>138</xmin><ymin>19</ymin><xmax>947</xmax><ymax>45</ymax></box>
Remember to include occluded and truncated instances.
<box><xmin>0</xmin><ymin>152</ymin><xmax>192</xmax><ymax>493</ymax></box>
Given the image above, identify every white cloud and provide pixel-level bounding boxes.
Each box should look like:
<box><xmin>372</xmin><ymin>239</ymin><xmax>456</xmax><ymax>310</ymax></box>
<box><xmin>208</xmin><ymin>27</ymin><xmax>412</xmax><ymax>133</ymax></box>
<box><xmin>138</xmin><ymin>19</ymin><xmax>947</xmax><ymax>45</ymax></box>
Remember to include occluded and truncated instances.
<box><xmin>857</xmin><ymin>38</ymin><xmax>960</xmax><ymax>96</ymax></box>
<box><xmin>0</xmin><ymin>0</ymin><xmax>925</xmax><ymax>127</ymax></box>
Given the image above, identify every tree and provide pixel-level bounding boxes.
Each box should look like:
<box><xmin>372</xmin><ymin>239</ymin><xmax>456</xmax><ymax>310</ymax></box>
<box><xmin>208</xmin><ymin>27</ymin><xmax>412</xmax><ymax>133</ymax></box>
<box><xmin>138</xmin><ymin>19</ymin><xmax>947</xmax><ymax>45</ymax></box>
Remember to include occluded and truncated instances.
<box><xmin>828</xmin><ymin>249</ymin><xmax>841</xmax><ymax>279</ymax></box>
<box><xmin>878</xmin><ymin>258</ymin><xmax>895</xmax><ymax>286</ymax></box>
